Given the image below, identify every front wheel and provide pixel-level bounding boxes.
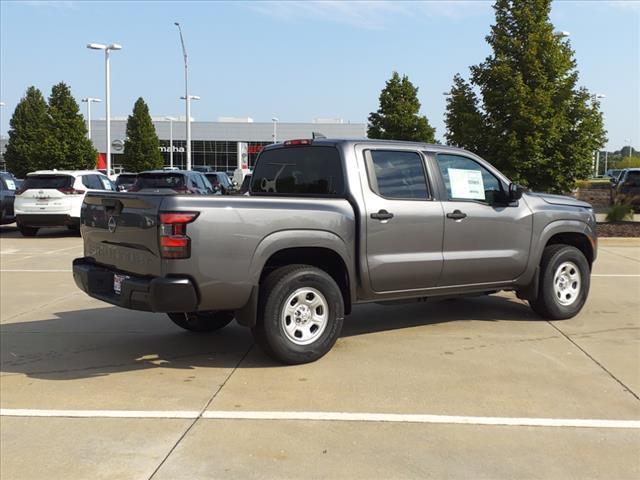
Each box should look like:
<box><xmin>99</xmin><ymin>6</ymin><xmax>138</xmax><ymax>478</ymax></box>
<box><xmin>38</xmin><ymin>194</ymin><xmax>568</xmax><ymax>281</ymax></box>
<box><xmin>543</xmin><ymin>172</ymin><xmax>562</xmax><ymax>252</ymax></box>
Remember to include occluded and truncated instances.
<box><xmin>167</xmin><ymin>311</ymin><xmax>234</xmax><ymax>332</ymax></box>
<box><xmin>252</xmin><ymin>264</ymin><xmax>344</xmax><ymax>364</ymax></box>
<box><xmin>529</xmin><ymin>245</ymin><xmax>590</xmax><ymax>320</ymax></box>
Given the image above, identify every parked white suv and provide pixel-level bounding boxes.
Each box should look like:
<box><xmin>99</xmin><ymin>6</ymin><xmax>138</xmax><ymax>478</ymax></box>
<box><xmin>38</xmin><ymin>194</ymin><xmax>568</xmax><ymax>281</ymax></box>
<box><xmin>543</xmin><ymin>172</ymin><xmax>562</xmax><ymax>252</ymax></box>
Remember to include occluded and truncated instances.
<box><xmin>14</xmin><ymin>170</ymin><xmax>115</xmax><ymax>236</ymax></box>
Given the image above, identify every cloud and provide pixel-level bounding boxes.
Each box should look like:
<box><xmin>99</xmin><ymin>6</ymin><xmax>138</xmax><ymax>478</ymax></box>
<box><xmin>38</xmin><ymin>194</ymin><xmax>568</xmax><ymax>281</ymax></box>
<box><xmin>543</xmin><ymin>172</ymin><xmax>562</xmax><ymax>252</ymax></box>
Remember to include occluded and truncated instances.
<box><xmin>246</xmin><ymin>0</ymin><xmax>492</xmax><ymax>30</ymax></box>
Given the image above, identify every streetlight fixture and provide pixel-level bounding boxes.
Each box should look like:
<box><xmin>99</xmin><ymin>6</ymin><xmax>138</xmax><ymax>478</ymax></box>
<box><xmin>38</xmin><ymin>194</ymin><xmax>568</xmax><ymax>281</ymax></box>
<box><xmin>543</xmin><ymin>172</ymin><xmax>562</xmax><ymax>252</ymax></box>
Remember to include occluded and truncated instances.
<box><xmin>165</xmin><ymin>116</ymin><xmax>178</xmax><ymax>168</ymax></box>
<box><xmin>175</xmin><ymin>22</ymin><xmax>196</xmax><ymax>171</ymax></box>
<box><xmin>553</xmin><ymin>30</ymin><xmax>570</xmax><ymax>38</ymax></box>
<box><xmin>81</xmin><ymin>97</ymin><xmax>101</xmax><ymax>140</ymax></box>
<box><xmin>87</xmin><ymin>42</ymin><xmax>122</xmax><ymax>175</ymax></box>
<box><xmin>272</xmin><ymin>116</ymin><xmax>279</xmax><ymax>143</ymax></box>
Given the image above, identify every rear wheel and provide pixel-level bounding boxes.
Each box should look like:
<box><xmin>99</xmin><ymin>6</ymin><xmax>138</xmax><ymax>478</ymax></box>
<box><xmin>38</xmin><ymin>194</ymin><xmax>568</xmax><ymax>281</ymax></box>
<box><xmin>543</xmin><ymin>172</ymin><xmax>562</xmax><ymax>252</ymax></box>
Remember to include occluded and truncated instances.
<box><xmin>18</xmin><ymin>225</ymin><xmax>39</xmax><ymax>237</ymax></box>
<box><xmin>252</xmin><ymin>264</ymin><xmax>344</xmax><ymax>364</ymax></box>
<box><xmin>529</xmin><ymin>245</ymin><xmax>590</xmax><ymax>320</ymax></box>
<box><xmin>167</xmin><ymin>311</ymin><xmax>234</xmax><ymax>332</ymax></box>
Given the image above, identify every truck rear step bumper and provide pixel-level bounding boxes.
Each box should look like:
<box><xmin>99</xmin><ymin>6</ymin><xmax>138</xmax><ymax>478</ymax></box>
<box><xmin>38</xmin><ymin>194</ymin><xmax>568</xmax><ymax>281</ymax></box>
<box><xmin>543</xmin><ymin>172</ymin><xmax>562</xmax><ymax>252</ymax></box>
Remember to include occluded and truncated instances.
<box><xmin>72</xmin><ymin>258</ymin><xmax>199</xmax><ymax>312</ymax></box>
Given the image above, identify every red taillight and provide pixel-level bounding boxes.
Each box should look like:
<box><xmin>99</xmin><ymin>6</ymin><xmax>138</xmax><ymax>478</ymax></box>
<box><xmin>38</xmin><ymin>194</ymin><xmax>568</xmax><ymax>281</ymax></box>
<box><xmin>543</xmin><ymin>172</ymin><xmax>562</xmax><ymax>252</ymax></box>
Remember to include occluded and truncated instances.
<box><xmin>159</xmin><ymin>211</ymin><xmax>199</xmax><ymax>259</ymax></box>
<box><xmin>58</xmin><ymin>187</ymin><xmax>86</xmax><ymax>195</ymax></box>
<box><xmin>283</xmin><ymin>139</ymin><xmax>312</xmax><ymax>146</ymax></box>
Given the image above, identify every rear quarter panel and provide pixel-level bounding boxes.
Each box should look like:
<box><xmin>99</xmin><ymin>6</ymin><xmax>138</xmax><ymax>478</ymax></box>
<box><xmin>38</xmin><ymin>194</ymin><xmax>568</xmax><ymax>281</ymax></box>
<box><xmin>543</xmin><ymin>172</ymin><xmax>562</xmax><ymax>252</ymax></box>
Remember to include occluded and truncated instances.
<box><xmin>159</xmin><ymin>195</ymin><xmax>356</xmax><ymax>311</ymax></box>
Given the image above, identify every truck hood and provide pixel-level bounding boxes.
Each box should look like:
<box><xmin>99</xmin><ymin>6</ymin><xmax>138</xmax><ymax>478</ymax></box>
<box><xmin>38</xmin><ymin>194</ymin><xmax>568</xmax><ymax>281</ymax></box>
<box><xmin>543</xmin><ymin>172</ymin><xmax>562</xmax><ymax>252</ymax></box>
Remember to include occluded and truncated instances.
<box><xmin>526</xmin><ymin>192</ymin><xmax>591</xmax><ymax>209</ymax></box>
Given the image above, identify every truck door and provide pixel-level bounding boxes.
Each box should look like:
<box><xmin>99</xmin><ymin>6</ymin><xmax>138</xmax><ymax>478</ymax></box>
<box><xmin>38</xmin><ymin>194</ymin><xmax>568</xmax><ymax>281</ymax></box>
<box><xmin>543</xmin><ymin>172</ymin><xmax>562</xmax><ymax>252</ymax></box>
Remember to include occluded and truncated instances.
<box><xmin>360</xmin><ymin>148</ymin><xmax>444</xmax><ymax>292</ymax></box>
<box><xmin>433</xmin><ymin>153</ymin><xmax>533</xmax><ymax>286</ymax></box>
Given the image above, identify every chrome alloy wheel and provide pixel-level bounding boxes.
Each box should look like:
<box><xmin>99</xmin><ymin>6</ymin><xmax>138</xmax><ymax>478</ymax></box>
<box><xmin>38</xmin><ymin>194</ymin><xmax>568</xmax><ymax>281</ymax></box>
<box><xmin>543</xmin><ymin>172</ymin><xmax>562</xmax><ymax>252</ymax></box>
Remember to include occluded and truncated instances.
<box><xmin>281</xmin><ymin>287</ymin><xmax>329</xmax><ymax>345</ymax></box>
<box><xmin>553</xmin><ymin>261</ymin><xmax>581</xmax><ymax>306</ymax></box>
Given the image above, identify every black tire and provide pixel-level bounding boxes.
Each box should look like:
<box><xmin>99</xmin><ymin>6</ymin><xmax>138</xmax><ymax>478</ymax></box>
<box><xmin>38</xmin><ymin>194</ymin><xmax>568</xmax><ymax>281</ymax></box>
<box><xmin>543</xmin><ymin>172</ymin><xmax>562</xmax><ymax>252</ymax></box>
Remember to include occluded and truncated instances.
<box><xmin>529</xmin><ymin>244</ymin><xmax>590</xmax><ymax>320</ymax></box>
<box><xmin>167</xmin><ymin>311</ymin><xmax>234</xmax><ymax>332</ymax></box>
<box><xmin>252</xmin><ymin>264</ymin><xmax>344</xmax><ymax>364</ymax></box>
<box><xmin>18</xmin><ymin>225</ymin><xmax>38</xmax><ymax>237</ymax></box>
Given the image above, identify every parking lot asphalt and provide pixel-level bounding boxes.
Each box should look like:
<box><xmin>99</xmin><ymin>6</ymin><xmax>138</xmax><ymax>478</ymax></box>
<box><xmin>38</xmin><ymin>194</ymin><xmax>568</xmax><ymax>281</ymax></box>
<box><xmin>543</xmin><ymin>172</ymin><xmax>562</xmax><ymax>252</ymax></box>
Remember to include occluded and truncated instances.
<box><xmin>1</xmin><ymin>224</ymin><xmax>639</xmax><ymax>479</ymax></box>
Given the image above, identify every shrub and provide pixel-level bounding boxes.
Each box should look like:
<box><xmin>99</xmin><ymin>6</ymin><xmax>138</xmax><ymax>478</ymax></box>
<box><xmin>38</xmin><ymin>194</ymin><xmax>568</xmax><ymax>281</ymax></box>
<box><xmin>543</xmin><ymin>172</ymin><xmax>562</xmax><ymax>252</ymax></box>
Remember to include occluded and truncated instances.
<box><xmin>606</xmin><ymin>201</ymin><xmax>634</xmax><ymax>222</ymax></box>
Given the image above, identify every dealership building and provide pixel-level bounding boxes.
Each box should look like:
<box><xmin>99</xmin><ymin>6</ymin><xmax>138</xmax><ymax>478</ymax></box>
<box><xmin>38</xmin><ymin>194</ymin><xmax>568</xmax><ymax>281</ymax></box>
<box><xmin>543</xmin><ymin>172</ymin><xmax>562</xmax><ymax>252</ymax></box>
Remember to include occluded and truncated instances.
<box><xmin>86</xmin><ymin>118</ymin><xmax>367</xmax><ymax>172</ymax></box>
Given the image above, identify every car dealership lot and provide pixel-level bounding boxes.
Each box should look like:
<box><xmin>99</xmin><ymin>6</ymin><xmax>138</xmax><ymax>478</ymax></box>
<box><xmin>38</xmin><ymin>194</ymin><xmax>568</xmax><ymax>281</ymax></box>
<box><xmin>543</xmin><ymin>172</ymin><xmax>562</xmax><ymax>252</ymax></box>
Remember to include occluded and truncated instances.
<box><xmin>1</xmin><ymin>225</ymin><xmax>639</xmax><ymax>479</ymax></box>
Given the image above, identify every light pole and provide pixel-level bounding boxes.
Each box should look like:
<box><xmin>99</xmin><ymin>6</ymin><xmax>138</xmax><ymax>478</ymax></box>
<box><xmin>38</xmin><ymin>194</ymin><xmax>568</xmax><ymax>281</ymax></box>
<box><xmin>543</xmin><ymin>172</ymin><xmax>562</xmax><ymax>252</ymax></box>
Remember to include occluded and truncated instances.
<box><xmin>81</xmin><ymin>97</ymin><xmax>101</xmax><ymax>140</ymax></box>
<box><xmin>0</xmin><ymin>102</ymin><xmax>5</xmax><ymax>141</ymax></box>
<box><xmin>87</xmin><ymin>43</ymin><xmax>122</xmax><ymax>175</ymax></box>
<box><xmin>179</xmin><ymin>94</ymin><xmax>200</xmax><ymax>170</ymax></box>
<box><xmin>593</xmin><ymin>93</ymin><xmax>606</xmax><ymax>176</ymax></box>
<box><xmin>626</xmin><ymin>138</ymin><xmax>633</xmax><ymax>158</ymax></box>
<box><xmin>165</xmin><ymin>116</ymin><xmax>178</xmax><ymax>168</ymax></box>
<box><xmin>272</xmin><ymin>116</ymin><xmax>279</xmax><ymax>143</ymax></box>
<box><xmin>174</xmin><ymin>22</ymin><xmax>196</xmax><ymax>171</ymax></box>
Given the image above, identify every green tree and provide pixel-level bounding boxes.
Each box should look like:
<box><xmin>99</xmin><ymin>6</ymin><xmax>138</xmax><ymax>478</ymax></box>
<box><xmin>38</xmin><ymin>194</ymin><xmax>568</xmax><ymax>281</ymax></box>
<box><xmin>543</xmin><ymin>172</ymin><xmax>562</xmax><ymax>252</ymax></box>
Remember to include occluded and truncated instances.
<box><xmin>445</xmin><ymin>0</ymin><xmax>606</xmax><ymax>193</ymax></box>
<box><xmin>45</xmin><ymin>82</ymin><xmax>97</xmax><ymax>171</ymax></box>
<box><xmin>121</xmin><ymin>97</ymin><xmax>163</xmax><ymax>172</ymax></box>
<box><xmin>4</xmin><ymin>86</ymin><xmax>50</xmax><ymax>177</ymax></box>
<box><xmin>615</xmin><ymin>156</ymin><xmax>640</xmax><ymax>169</ymax></box>
<box><xmin>444</xmin><ymin>74</ymin><xmax>486</xmax><ymax>156</ymax></box>
<box><xmin>368</xmin><ymin>72</ymin><xmax>436</xmax><ymax>143</ymax></box>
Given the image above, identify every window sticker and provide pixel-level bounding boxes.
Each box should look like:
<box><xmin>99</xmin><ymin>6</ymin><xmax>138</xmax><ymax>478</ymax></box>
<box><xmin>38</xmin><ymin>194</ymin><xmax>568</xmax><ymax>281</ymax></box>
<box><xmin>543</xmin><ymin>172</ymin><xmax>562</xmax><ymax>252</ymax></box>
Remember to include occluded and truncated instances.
<box><xmin>448</xmin><ymin>168</ymin><xmax>485</xmax><ymax>200</ymax></box>
<box><xmin>100</xmin><ymin>178</ymin><xmax>112</xmax><ymax>190</ymax></box>
<box><xmin>5</xmin><ymin>179</ymin><xmax>16</xmax><ymax>190</ymax></box>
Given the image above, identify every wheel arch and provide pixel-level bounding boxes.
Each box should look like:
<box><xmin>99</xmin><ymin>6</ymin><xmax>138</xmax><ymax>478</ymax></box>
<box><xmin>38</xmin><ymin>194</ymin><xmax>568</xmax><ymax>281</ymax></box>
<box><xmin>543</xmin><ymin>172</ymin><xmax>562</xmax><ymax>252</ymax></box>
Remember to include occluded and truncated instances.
<box><xmin>235</xmin><ymin>230</ymin><xmax>355</xmax><ymax>327</ymax></box>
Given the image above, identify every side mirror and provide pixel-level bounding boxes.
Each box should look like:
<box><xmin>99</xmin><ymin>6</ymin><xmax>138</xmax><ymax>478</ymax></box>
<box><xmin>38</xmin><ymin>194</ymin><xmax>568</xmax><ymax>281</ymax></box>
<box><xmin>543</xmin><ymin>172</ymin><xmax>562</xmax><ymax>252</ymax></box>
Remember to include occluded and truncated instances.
<box><xmin>508</xmin><ymin>183</ymin><xmax>523</xmax><ymax>201</ymax></box>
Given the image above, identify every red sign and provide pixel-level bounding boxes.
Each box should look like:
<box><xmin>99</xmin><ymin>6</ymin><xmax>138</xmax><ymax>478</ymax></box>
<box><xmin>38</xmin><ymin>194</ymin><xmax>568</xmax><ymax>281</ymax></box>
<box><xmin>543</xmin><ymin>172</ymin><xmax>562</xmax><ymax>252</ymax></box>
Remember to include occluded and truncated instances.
<box><xmin>248</xmin><ymin>145</ymin><xmax>264</xmax><ymax>154</ymax></box>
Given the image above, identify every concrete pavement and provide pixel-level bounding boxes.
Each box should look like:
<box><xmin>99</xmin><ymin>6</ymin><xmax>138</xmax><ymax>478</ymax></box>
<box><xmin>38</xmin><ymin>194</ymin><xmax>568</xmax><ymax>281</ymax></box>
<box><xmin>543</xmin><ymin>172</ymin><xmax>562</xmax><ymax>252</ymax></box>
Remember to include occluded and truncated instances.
<box><xmin>1</xmin><ymin>224</ymin><xmax>639</xmax><ymax>479</ymax></box>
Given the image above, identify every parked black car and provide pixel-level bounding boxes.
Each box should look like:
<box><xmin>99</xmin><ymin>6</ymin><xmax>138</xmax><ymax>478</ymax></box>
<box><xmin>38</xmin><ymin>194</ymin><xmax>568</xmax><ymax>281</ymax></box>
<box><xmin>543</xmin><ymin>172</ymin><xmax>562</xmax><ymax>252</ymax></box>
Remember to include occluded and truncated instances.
<box><xmin>129</xmin><ymin>170</ymin><xmax>215</xmax><ymax>195</ymax></box>
<box><xmin>614</xmin><ymin>168</ymin><xmax>640</xmax><ymax>210</ymax></box>
<box><xmin>115</xmin><ymin>173</ymin><xmax>138</xmax><ymax>192</ymax></box>
<box><xmin>239</xmin><ymin>173</ymin><xmax>252</xmax><ymax>194</ymax></box>
<box><xmin>0</xmin><ymin>171</ymin><xmax>18</xmax><ymax>225</ymax></box>
<box><xmin>204</xmin><ymin>172</ymin><xmax>236</xmax><ymax>194</ymax></box>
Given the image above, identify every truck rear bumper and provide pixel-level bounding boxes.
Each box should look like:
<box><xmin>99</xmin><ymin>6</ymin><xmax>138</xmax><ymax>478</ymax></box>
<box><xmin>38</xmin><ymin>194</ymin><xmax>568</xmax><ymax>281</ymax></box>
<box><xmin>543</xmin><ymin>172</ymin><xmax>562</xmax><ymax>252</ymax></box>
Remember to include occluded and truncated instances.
<box><xmin>72</xmin><ymin>258</ymin><xmax>199</xmax><ymax>312</ymax></box>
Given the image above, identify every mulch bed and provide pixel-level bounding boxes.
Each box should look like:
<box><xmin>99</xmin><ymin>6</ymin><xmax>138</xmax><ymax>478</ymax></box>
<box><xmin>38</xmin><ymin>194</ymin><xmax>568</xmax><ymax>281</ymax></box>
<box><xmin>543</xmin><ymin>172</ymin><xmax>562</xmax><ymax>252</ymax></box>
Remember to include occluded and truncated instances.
<box><xmin>597</xmin><ymin>222</ymin><xmax>640</xmax><ymax>237</ymax></box>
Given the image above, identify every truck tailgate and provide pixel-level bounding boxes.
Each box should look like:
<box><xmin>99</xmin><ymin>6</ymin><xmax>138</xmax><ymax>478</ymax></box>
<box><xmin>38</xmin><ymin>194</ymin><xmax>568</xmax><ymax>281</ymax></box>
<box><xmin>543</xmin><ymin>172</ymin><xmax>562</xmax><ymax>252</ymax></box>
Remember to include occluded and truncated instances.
<box><xmin>81</xmin><ymin>192</ymin><xmax>164</xmax><ymax>276</ymax></box>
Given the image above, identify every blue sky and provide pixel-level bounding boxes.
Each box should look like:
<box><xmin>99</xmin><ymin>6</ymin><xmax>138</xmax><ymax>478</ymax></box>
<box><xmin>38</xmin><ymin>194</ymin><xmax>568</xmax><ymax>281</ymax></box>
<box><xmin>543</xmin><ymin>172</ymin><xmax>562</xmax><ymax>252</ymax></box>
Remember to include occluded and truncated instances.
<box><xmin>1</xmin><ymin>0</ymin><xmax>638</xmax><ymax>150</ymax></box>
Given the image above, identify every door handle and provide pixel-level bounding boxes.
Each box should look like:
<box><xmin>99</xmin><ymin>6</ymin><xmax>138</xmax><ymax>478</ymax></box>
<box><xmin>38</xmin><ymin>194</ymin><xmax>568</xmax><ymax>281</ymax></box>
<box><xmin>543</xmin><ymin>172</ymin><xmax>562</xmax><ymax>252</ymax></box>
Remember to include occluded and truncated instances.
<box><xmin>446</xmin><ymin>209</ymin><xmax>467</xmax><ymax>220</ymax></box>
<box><xmin>370</xmin><ymin>209</ymin><xmax>394</xmax><ymax>221</ymax></box>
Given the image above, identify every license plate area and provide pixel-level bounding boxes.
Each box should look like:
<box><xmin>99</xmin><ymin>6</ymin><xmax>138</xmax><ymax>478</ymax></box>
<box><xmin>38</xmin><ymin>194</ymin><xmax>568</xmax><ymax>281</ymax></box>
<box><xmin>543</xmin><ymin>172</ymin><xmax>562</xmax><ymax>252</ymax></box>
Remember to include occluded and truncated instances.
<box><xmin>113</xmin><ymin>273</ymin><xmax>129</xmax><ymax>295</ymax></box>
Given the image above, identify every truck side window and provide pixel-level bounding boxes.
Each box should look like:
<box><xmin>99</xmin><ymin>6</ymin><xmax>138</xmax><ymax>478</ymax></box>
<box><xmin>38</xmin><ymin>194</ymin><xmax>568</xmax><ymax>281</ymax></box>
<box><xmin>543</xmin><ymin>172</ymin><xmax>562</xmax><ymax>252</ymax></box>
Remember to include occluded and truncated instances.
<box><xmin>366</xmin><ymin>150</ymin><xmax>429</xmax><ymax>200</ymax></box>
<box><xmin>436</xmin><ymin>154</ymin><xmax>503</xmax><ymax>204</ymax></box>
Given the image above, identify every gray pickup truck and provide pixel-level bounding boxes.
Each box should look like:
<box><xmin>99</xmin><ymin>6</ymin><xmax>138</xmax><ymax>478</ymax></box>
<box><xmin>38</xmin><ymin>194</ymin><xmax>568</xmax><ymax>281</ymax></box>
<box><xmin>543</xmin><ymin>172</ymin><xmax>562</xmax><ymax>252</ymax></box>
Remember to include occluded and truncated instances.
<box><xmin>73</xmin><ymin>139</ymin><xmax>597</xmax><ymax>364</ymax></box>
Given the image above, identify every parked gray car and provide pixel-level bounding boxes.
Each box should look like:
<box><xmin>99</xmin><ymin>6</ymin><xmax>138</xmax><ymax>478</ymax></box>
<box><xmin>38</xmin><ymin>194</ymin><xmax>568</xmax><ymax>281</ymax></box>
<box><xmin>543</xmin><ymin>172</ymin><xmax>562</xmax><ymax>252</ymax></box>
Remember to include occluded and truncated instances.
<box><xmin>73</xmin><ymin>139</ymin><xmax>597</xmax><ymax>364</ymax></box>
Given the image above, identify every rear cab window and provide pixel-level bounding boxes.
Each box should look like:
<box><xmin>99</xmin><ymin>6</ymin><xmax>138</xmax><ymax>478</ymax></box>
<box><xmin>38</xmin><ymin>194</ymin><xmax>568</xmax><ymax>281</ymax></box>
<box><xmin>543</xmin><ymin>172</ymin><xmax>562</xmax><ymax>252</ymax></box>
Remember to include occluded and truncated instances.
<box><xmin>250</xmin><ymin>146</ymin><xmax>345</xmax><ymax>196</ymax></box>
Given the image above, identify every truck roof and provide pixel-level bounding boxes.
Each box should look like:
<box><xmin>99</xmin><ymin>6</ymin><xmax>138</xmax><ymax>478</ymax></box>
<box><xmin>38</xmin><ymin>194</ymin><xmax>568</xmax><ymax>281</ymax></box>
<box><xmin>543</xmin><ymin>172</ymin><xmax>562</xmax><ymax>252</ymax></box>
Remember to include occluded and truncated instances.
<box><xmin>263</xmin><ymin>138</ymin><xmax>474</xmax><ymax>155</ymax></box>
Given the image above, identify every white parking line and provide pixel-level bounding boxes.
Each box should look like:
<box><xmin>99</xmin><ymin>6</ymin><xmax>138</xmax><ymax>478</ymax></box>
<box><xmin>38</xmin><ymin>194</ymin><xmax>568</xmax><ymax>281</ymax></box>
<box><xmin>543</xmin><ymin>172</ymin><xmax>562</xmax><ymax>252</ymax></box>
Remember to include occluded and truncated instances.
<box><xmin>592</xmin><ymin>274</ymin><xmax>640</xmax><ymax>277</ymax></box>
<box><xmin>0</xmin><ymin>269</ymin><xmax>72</xmax><ymax>273</ymax></box>
<box><xmin>1</xmin><ymin>409</ymin><xmax>638</xmax><ymax>429</ymax></box>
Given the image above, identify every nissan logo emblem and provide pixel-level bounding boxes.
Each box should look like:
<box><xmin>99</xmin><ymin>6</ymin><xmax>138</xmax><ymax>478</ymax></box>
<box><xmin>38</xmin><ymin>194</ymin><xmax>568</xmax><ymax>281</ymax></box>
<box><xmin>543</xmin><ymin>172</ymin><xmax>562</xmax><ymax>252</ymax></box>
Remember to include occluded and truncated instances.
<box><xmin>108</xmin><ymin>216</ymin><xmax>117</xmax><ymax>233</ymax></box>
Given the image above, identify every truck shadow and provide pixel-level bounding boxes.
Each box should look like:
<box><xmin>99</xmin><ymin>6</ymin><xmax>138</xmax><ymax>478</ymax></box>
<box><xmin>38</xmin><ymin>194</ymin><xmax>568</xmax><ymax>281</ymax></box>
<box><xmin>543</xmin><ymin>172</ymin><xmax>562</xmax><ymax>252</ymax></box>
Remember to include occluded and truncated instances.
<box><xmin>0</xmin><ymin>224</ymin><xmax>79</xmax><ymax>238</ymax></box>
<box><xmin>1</xmin><ymin>295</ymin><xmax>537</xmax><ymax>380</ymax></box>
